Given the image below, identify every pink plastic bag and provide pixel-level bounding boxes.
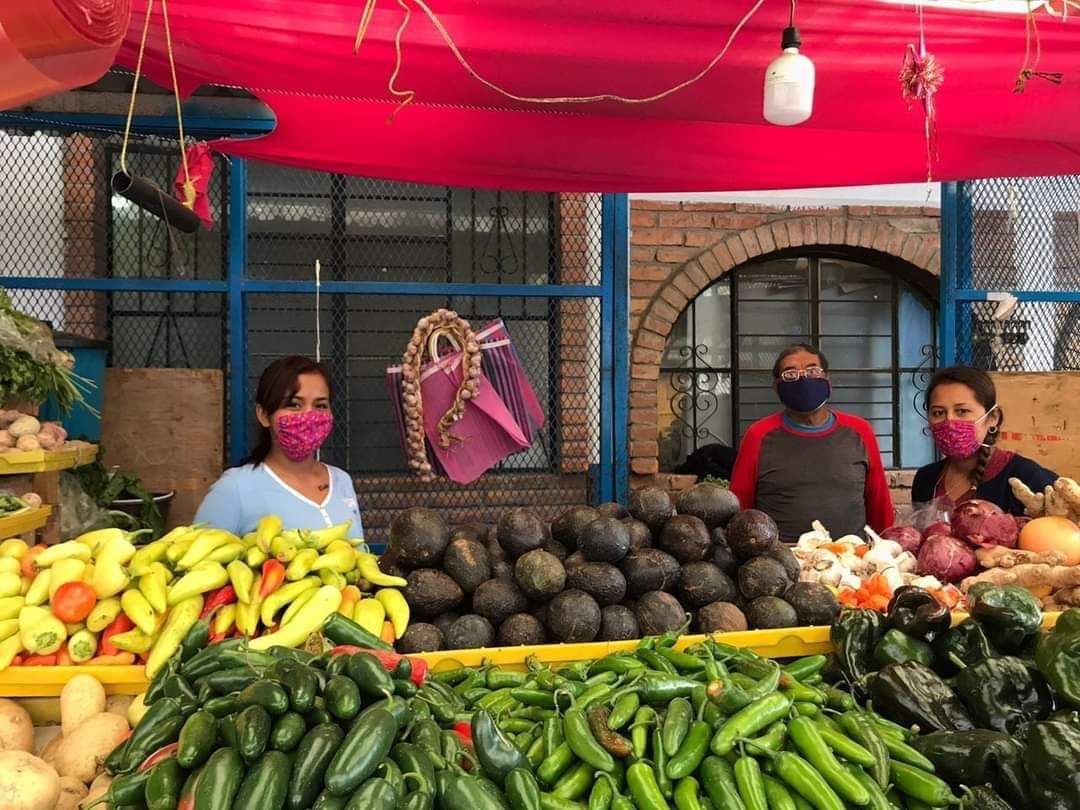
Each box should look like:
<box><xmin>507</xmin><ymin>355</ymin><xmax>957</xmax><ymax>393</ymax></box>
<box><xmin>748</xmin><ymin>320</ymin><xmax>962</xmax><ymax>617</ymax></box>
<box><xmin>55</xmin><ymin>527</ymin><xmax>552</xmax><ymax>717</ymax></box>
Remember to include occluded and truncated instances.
<box><xmin>418</xmin><ymin>350</ymin><xmax>529</xmax><ymax>484</ymax></box>
<box><xmin>474</xmin><ymin>319</ymin><xmax>545</xmax><ymax>443</ymax></box>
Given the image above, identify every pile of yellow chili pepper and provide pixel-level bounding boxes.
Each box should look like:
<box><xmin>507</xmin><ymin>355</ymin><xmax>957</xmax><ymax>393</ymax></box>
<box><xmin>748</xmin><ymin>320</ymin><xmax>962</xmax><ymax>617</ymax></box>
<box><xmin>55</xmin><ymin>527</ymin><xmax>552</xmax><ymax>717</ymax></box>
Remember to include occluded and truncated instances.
<box><xmin>0</xmin><ymin>515</ymin><xmax>410</xmax><ymax>676</ymax></box>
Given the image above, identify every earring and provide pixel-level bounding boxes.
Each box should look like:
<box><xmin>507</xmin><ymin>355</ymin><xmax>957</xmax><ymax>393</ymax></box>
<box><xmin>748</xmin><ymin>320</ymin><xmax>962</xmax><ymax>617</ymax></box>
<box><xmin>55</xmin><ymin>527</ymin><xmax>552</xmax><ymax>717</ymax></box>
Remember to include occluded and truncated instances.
<box><xmin>988</xmin><ymin>425</ymin><xmax>999</xmax><ymax>435</ymax></box>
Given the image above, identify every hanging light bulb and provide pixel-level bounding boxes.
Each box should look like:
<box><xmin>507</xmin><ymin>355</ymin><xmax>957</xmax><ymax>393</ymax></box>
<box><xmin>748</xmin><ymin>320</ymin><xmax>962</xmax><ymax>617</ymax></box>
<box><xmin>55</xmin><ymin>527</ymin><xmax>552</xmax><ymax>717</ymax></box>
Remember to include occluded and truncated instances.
<box><xmin>763</xmin><ymin>2</ymin><xmax>815</xmax><ymax>127</ymax></box>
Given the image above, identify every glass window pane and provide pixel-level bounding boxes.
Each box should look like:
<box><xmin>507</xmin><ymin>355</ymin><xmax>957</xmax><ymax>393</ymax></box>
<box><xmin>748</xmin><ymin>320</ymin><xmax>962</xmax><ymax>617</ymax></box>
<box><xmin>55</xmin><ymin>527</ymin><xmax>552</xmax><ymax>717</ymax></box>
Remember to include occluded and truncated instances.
<box><xmin>819</xmin><ymin>301</ymin><xmax>893</xmax><ymax>338</ymax></box>
<box><xmin>819</xmin><ymin>336</ymin><xmax>893</xmax><ymax>368</ymax></box>
<box><xmin>692</xmin><ymin>283</ymin><xmax>732</xmax><ymax>367</ymax></box>
<box><xmin>899</xmin><ymin>288</ymin><xmax>935</xmax><ymax>368</ymax></box>
<box><xmin>663</xmin><ymin>306</ymin><xmax>692</xmax><ymax>367</ymax></box>
<box><xmin>829</xmin><ymin>371</ymin><xmax>894</xmax><ymax>467</ymax></box>
<box><xmin>819</xmin><ymin>258</ymin><xmax>892</xmax><ymax>301</ymax></box>
<box><xmin>738</xmin><ymin>259</ymin><xmax>810</xmax><ymax>301</ymax></box>
<box><xmin>900</xmin><ymin>373</ymin><xmax>934</xmax><ymax>468</ymax></box>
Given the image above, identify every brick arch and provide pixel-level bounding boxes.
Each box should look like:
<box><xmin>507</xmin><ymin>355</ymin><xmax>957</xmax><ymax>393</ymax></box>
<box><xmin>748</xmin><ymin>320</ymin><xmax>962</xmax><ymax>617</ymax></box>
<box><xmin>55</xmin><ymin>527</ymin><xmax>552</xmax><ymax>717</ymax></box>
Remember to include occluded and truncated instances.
<box><xmin>629</xmin><ymin>214</ymin><xmax>941</xmax><ymax>476</ymax></box>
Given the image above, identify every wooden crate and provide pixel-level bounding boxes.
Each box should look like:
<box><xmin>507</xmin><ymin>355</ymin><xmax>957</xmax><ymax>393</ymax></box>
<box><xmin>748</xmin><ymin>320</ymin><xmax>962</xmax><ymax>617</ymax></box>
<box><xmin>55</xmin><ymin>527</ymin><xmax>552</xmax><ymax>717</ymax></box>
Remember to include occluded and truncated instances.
<box><xmin>100</xmin><ymin>369</ymin><xmax>225</xmax><ymax>527</ymax></box>
<box><xmin>990</xmin><ymin>372</ymin><xmax>1080</xmax><ymax>478</ymax></box>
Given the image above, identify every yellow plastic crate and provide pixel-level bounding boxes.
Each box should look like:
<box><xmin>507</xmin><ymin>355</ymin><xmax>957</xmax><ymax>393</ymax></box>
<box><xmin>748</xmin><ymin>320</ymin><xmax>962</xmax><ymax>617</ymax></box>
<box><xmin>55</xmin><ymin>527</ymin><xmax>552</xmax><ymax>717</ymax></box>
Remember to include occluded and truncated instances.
<box><xmin>0</xmin><ymin>506</ymin><xmax>51</xmax><ymax>538</ymax></box>
<box><xmin>0</xmin><ymin>664</ymin><xmax>146</xmax><ymax>697</ymax></box>
<box><xmin>415</xmin><ymin>612</ymin><xmax>1063</xmax><ymax>673</ymax></box>
<box><xmin>0</xmin><ymin>445</ymin><xmax>98</xmax><ymax>475</ymax></box>
<box><xmin>418</xmin><ymin>625</ymin><xmax>833</xmax><ymax>674</ymax></box>
<box><xmin>0</xmin><ymin>612</ymin><xmax>1062</xmax><ymax>696</ymax></box>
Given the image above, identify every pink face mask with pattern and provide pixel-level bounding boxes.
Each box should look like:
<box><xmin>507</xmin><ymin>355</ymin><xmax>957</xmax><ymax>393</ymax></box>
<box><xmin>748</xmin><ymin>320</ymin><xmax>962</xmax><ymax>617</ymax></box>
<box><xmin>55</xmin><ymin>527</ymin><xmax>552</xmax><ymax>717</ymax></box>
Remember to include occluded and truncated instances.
<box><xmin>929</xmin><ymin>406</ymin><xmax>997</xmax><ymax>459</ymax></box>
<box><xmin>275</xmin><ymin>410</ymin><xmax>334</xmax><ymax>461</ymax></box>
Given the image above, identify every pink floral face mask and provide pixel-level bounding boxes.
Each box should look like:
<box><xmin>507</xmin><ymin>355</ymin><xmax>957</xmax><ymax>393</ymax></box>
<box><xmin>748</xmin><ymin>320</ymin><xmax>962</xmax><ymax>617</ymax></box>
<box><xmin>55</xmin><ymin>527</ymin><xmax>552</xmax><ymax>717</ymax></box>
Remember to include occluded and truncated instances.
<box><xmin>275</xmin><ymin>410</ymin><xmax>333</xmax><ymax>461</ymax></box>
<box><xmin>929</xmin><ymin>406</ymin><xmax>997</xmax><ymax>459</ymax></box>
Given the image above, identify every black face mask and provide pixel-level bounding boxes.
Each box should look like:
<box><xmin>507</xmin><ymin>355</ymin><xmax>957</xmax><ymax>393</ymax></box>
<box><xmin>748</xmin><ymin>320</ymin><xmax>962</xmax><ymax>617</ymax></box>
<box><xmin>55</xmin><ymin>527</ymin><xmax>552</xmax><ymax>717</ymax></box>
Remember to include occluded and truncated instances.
<box><xmin>776</xmin><ymin>377</ymin><xmax>831</xmax><ymax>413</ymax></box>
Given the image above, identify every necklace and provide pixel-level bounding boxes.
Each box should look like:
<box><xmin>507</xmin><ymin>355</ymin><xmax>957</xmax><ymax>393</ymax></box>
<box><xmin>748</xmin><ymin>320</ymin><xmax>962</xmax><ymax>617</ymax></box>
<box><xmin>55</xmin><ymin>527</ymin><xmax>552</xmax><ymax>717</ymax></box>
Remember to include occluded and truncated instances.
<box><xmin>936</xmin><ymin>465</ymin><xmax>975</xmax><ymax>501</ymax></box>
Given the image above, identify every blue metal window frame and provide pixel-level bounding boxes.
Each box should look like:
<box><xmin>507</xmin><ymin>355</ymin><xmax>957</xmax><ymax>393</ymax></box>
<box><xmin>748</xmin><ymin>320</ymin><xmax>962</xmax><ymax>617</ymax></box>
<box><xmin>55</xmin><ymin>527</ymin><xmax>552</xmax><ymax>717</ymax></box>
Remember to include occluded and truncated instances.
<box><xmin>0</xmin><ymin>112</ymin><xmax>632</xmax><ymax>501</ymax></box>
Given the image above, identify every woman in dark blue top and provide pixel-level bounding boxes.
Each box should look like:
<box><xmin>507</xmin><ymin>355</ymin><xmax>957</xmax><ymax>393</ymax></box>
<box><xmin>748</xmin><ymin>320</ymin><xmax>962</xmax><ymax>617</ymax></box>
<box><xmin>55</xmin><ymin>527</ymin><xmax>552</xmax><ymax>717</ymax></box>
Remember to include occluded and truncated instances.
<box><xmin>911</xmin><ymin>366</ymin><xmax>1058</xmax><ymax>516</ymax></box>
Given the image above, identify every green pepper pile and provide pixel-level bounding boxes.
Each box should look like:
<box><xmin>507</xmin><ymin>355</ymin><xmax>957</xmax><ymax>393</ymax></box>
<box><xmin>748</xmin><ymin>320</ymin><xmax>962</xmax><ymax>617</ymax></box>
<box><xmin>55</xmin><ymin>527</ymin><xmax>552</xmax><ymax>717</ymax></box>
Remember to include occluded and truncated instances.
<box><xmin>830</xmin><ymin>587</ymin><xmax>1080</xmax><ymax>809</ymax></box>
<box><xmin>97</xmin><ymin>593</ymin><xmax>1080</xmax><ymax>810</ymax></box>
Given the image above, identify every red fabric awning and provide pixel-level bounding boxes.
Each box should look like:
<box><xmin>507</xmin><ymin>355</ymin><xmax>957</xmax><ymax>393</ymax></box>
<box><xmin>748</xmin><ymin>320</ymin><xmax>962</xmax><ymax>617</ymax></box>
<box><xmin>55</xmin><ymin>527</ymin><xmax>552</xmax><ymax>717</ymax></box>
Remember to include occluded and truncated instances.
<box><xmin>116</xmin><ymin>0</ymin><xmax>1080</xmax><ymax>191</ymax></box>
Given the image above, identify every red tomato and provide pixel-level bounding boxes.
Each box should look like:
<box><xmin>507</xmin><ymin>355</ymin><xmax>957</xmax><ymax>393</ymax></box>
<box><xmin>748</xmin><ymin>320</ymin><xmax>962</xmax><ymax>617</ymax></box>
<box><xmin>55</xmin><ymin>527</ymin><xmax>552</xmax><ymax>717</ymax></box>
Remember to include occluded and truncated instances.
<box><xmin>51</xmin><ymin>581</ymin><xmax>97</xmax><ymax>623</ymax></box>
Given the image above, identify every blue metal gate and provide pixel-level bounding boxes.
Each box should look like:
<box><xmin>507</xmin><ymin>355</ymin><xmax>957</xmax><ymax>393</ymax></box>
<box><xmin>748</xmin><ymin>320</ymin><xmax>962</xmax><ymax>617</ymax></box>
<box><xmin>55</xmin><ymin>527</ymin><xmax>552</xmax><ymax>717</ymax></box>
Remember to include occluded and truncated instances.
<box><xmin>940</xmin><ymin>177</ymin><xmax>1080</xmax><ymax>370</ymax></box>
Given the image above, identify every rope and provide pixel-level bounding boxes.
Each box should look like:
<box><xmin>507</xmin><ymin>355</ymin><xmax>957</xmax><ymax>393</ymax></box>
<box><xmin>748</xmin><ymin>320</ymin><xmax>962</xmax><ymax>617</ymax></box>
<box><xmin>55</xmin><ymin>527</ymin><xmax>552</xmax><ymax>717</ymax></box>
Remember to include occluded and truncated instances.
<box><xmin>314</xmin><ymin>259</ymin><xmax>322</xmax><ymax>363</ymax></box>
<box><xmin>119</xmin><ymin>0</ymin><xmax>156</xmax><ymax>176</ymax></box>
<box><xmin>357</xmin><ymin>0</ymin><xmax>768</xmax><ymax>117</ymax></box>
<box><xmin>160</xmin><ymin>0</ymin><xmax>193</xmax><ymax>200</ymax></box>
<box><xmin>1015</xmin><ymin>2</ymin><xmax>1064</xmax><ymax>93</ymax></box>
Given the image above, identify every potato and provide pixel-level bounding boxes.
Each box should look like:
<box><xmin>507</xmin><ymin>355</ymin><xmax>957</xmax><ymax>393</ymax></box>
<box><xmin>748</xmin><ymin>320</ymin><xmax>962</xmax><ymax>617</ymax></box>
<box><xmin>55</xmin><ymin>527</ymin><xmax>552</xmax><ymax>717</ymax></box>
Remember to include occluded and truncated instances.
<box><xmin>0</xmin><ymin>750</ymin><xmax>60</xmax><ymax>810</ymax></box>
<box><xmin>0</xmin><ymin>699</ymin><xmax>33</xmax><ymax>752</ymax></box>
<box><xmin>82</xmin><ymin>773</ymin><xmax>111</xmax><ymax>809</ymax></box>
<box><xmin>35</xmin><ymin>728</ymin><xmax>62</xmax><ymax>765</ymax></box>
<box><xmin>61</xmin><ymin>675</ymin><xmax>107</xmax><ymax>737</ymax></box>
<box><xmin>53</xmin><ymin>713</ymin><xmax>129</xmax><ymax>784</ymax></box>
<box><xmin>105</xmin><ymin>694</ymin><xmax>133</xmax><ymax>720</ymax></box>
<box><xmin>56</xmin><ymin>776</ymin><xmax>87</xmax><ymax>810</ymax></box>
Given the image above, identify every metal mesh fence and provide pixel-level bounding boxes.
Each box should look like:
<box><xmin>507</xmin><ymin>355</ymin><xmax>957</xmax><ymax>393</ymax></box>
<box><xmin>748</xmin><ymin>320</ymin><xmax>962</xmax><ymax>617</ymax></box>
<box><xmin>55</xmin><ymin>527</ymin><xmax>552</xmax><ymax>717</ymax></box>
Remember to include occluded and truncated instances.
<box><xmin>0</xmin><ymin>127</ymin><xmax>606</xmax><ymax>536</ymax></box>
<box><xmin>959</xmin><ymin>176</ymin><xmax>1080</xmax><ymax>371</ymax></box>
<box><xmin>245</xmin><ymin>293</ymin><xmax>602</xmax><ymax>537</ymax></box>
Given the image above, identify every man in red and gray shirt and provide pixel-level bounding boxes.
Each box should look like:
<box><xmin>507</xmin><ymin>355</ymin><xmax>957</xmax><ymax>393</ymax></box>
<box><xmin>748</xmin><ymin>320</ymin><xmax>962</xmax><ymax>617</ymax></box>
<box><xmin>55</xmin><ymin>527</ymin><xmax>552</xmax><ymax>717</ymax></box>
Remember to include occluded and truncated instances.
<box><xmin>730</xmin><ymin>344</ymin><xmax>894</xmax><ymax>541</ymax></box>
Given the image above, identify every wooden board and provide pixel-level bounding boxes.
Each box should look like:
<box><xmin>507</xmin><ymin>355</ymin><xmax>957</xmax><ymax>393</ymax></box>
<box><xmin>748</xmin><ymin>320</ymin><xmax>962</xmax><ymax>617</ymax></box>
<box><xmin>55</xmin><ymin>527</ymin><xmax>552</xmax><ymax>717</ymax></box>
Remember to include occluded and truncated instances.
<box><xmin>990</xmin><ymin>372</ymin><xmax>1080</xmax><ymax>478</ymax></box>
<box><xmin>100</xmin><ymin>369</ymin><xmax>224</xmax><ymax>527</ymax></box>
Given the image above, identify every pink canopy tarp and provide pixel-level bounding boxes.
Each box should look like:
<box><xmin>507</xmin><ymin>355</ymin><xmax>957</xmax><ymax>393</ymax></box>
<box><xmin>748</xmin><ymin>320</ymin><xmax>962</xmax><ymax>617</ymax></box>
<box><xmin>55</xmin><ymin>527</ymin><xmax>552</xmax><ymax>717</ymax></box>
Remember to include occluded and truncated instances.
<box><xmin>115</xmin><ymin>0</ymin><xmax>1080</xmax><ymax>191</ymax></box>
<box><xmin>1</xmin><ymin>0</ymin><xmax>130</xmax><ymax>109</ymax></box>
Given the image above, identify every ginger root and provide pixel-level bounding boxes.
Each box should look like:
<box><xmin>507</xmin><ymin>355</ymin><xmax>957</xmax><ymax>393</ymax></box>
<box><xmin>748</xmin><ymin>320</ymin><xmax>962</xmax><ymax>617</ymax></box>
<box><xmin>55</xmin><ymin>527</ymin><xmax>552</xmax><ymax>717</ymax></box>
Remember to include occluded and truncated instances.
<box><xmin>976</xmin><ymin>545</ymin><xmax>1066</xmax><ymax>569</ymax></box>
<box><xmin>1010</xmin><ymin>477</ymin><xmax>1046</xmax><ymax>517</ymax></box>
<box><xmin>1054</xmin><ymin>477</ymin><xmax>1080</xmax><ymax>521</ymax></box>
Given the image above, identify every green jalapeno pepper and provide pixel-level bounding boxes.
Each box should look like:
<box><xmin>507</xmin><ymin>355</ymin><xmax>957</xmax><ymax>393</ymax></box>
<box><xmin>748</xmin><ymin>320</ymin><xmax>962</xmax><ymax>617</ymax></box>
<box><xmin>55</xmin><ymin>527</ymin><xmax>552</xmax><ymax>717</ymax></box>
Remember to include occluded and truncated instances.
<box><xmin>734</xmin><ymin>756</ymin><xmax>768</xmax><ymax>810</ymax></box>
<box><xmin>631</xmin><ymin>706</ymin><xmax>654</xmax><ymax>759</ymax></box>
<box><xmin>889</xmin><ymin>760</ymin><xmax>960</xmax><ymax>806</ymax></box>
<box><xmin>564</xmin><ymin>707</ymin><xmax>614</xmax><ymax>772</ymax></box>
<box><xmin>772</xmin><ymin>751</ymin><xmax>845</xmax><ymax>810</ymax></box>
<box><xmin>652</xmin><ymin>727</ymin><xmax>673</xmax><ymax>800</ymax></box>
<box><xmin>711</xmin><ymin>694</ymin><xmax>791</xmax><ymax>756</ymax></box>
<box><xmin>668</xmin><ymin>719</ymin><xmax>712</xmax><ymax>780</ymax></box>
<box><xmin>627</xmin><ymin>761</ymin><xmax>669</xmax><ymax>810</ymax></box>
<box><xmin>699</xmin><ymin>756</ymin><xmax>746</xmax><ymax>810</ymax></box>
<box><xmin>787</xmin><ymin>716</ymin><xmax>869</xmax><ymax>806</ymax></box>
<box><xmin>608</xmin><ymin>692</ymin><xmax>640</xmax><ymax>730</ymax></box>
<box><xmin>663</xmin><ymin>698</ymin><xmax>693</xmax><ymax>756</ymax></box>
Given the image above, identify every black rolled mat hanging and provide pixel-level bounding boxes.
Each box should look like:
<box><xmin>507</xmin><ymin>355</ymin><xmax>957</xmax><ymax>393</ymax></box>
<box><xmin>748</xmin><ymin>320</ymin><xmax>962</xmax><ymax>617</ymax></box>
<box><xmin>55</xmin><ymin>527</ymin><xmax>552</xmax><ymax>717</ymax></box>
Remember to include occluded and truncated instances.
<box><xmin>110</xmin><ymin>170</ymin><xmax>201</xmax><ymax>233</ymax></box>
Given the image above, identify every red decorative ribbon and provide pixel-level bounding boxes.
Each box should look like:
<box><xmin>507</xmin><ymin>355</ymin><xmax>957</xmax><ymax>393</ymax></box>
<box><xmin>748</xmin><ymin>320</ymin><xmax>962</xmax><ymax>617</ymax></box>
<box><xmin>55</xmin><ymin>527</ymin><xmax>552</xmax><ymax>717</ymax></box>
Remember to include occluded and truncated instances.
<box><xmin>899</xmin><ymin>43</ymin><xmax>944</xmax><ymax>180</ymax></box>
<box><xmin>174</xmin><ymin>142</ymin><xmax>216</xmax><ymax>229</ymax></box>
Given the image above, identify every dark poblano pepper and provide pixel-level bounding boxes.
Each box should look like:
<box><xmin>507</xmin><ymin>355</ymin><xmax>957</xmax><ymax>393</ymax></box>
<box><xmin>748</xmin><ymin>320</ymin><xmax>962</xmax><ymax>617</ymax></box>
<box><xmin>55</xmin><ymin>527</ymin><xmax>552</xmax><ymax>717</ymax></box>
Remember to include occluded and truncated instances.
<box><xmin>954</xmin><ymin>656</ymin><xmax>1053</xmax><ymax>734</ymax></box>
<box><xmin>967</xmin><ymin>583</ymin><xmax>1043</xmax><ymax>653</ymax></box>
<box><xmin>1035</xmin><ymin>608</ymin><xmax>1080</xmax><ymax>709</ymax></box>
<box><xmin>960</xmin><ymin>785</ymin><xmax>1012</xmax><ymax>810</ymax></box>
<box><xmin>884</xmin><ymin>586</ymin><xmax>951</xmax><ymax>642</ymax></box>
<box><xmin>869</xmin><ymin>661</ymin><xmax>974</xmax><ymax>732</ymax></box>
<box><xmin>932</xmin><ymin>619</ymin><xmax>996</xmax><ymax>676</ymax></box>
<box><xmin>830</xmin><ymin>609</ymin><xmax>883</xmax><ymax>699</ymax></box>
<box><xmin>911</xmin><ymin>730</ymin><xmax>1032</xmax><ymax>810</ymax></box>
<box><xmin>1024</xmin><ymin>721</ymin><xmax>1080</xmax><ymax>810</ymax></box>
<box><xmin>872</xmin><ymin>630</ymin><xmax>933</xmax><ymax>669</ymax></box>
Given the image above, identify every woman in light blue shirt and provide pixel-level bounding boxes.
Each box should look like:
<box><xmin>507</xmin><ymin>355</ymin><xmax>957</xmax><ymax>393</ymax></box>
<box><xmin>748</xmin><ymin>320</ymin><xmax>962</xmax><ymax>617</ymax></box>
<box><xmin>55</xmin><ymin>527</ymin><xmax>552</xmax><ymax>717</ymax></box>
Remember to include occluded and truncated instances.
<box><xmin>195</xmin><ymin>356</ymin><xmax>364</xmax><ymax>541</ymax></box>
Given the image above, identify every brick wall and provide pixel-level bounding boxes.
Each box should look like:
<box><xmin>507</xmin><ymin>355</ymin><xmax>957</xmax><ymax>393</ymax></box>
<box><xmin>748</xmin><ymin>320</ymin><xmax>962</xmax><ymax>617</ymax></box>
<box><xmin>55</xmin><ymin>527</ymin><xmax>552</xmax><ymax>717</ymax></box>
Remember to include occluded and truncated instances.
<box><xmin>61</xmin><ymin>134</ymin><xmax>107</xmax><ymax>338</ymax></box>
<box><xmin>556</xmin><ymin>194</ymin><xmax>600</xmax><ymax>474</ymax></box>
<box><xmin>628</xmin><ymin>200</ymin><xmax>942</xmax><ymax>507</ymax></box>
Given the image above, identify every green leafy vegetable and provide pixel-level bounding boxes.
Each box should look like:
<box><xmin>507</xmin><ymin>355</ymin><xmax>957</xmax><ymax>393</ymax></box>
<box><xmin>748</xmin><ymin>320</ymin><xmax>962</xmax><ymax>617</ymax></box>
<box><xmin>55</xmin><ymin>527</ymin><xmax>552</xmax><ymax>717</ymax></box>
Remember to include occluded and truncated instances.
<box><xmin>73</xmin><ymin>457</ymin><xmax>165</xmax><ymax>539</ymax></box>
<box><xmin>0</xmin><ymin>289</ymin><xmax>94</xmax><ymax>415</ymax></box>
